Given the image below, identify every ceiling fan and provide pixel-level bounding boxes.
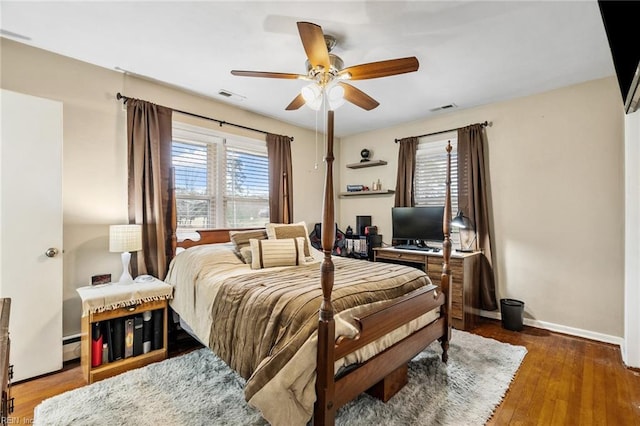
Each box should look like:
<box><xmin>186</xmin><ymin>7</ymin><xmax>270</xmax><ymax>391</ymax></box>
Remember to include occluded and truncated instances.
<box><xmin>231</xmin><ymin>21</ymin><xmax>419</xmax><ymax>111</ymax></box>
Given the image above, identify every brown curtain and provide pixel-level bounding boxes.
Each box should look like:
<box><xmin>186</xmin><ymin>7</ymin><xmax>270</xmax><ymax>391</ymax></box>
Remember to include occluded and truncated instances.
<box><xmin>394</xmin><ymin>137</ymin><xmax>419</xmax><ymax>207</ymax></box>
<box><xmin>457</xmin><ymin>124</ymin><xmax>497</xmax><ymax>310</ymax></box>
<box><xmin>266</xmin><ymin>133</ymin><xmax>293</xmax><ymax>224</ymax></box>
<box><xmin>127</xmin><ymin>99</ymin><xmax>173</xmax><ymax>280</ymax></box>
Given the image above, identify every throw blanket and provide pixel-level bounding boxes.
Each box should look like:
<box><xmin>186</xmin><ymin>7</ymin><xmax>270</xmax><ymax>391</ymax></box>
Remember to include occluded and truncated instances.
<box><xmin>208</xmin><ymin>257</ymin><xmax>430</xmax><ymax>402</ymax></box>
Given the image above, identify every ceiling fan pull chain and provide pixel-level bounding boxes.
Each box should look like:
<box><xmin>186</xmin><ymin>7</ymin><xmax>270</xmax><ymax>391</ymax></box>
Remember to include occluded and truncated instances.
<box><xmin>323</xmin><ymin>95</ymin><xmax>327</xmax><ymax>163</ymax></box>
<box><xmin>314</xmin><ymin>108</ymin><xmax>319</xmax><ymax>170</ymax></box>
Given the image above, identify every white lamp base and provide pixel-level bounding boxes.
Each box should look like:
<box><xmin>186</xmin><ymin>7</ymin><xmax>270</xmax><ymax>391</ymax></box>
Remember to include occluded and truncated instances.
<box><xmin>118</xmin><ymin>251</ymin><xmax>134</xmax><ymax>285</ymax></box>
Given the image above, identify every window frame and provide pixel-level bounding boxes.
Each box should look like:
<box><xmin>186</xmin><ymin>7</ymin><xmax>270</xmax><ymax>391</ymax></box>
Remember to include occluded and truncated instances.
<box><xmin>171</xmin><ymin>122</ymin><xmax>269</xmax><ymax>238</ymax></box>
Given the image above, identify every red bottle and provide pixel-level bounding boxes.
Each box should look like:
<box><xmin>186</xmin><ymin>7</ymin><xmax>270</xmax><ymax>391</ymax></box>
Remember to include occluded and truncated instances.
<box><xmin>91</xmin><ymin>322</ymin><xmax>103</xmax><ymax>367</ymax></box>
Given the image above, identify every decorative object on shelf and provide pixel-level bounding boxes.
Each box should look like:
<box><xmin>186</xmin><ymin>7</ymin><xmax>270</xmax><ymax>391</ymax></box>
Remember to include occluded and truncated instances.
<box><xmin>372</xmin><ymin>179</ymin><xmax>382</xmax><ymax>191</ymax></box>
<box><xmin>360</xmin><ymin>148</ymin><xmax>371</xmax><ymax>162</ymax></box>
<box><xmin>346</xmin><ymin>226</ymin><xmax>353</xmax><ymax>236</ymax></box>
<box><xmin>109</xmin><ymin>224</ymin><xmax>142</xmax><ymax>285</ymax></box>
<box><xmin>451</xmin><ymin>211</ymin><xmax>477</xmax><ymax>252</ymax></box>
<box><xmin>346</xmin><ymin>184</ymin><xmax>366</xmax><ymax>192</ymax></box>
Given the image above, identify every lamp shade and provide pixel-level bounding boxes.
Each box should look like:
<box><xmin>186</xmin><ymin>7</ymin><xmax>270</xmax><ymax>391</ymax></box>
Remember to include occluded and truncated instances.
<box><xmin>451</xmin><ymin>211</ymin><xmax>477</xmax><ymax>252</ymax></box>
<box><xmin>301</xmin><ymin>83</ymin><xmax>322</xmax><ymax>110</ymax></box>
<box><xmin>301</xmin><ymin>82</ymin><xmax>346</xmax><ymax>111</ymax></box>
<box><xmin>109</xmin><ymin>224</ymin><xmax>142</xmax><ymax>253</ymax></box>
<box><xmin>451</xmin><ymin>211</ymin><xmax>472</xmax><ymax>230</ymax></box>
<box><xmin>327</xmin><ymin>83</ymin><xmax>345</xmax><ymax>110</ymax></box>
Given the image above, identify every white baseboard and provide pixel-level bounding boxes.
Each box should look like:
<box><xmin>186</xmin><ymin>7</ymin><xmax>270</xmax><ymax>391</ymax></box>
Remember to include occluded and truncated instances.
<box><xmin>63</xmin><ymin>334</ymin><xmax>81</xmax><ymax>362</ymax></box>
<box><xmin>479</xmin><ymin>310</ymin><xmax>624</xmax><ymax>347</ymax></box>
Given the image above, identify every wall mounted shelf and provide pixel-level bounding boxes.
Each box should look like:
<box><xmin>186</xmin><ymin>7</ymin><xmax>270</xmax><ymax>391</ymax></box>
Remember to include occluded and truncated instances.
<box><xmin>346</xmin><ymin>160</ymin><xmax>387</xmax><ymax>169</ymax></box>
<box><xmin>340</xmin><ymin>189</ymin><xmax>395</xmax><ymax>197</ymax></box>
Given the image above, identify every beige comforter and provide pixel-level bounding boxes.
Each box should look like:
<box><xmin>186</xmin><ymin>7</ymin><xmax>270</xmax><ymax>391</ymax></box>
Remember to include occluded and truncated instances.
<box><xmin>165</xmin><ymin>243</ymin><xmax>439</xmax><ymax>425</ymax></box>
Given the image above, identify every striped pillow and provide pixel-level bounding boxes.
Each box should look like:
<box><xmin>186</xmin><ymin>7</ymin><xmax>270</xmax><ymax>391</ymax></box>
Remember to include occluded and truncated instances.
<box><xmin>250</xmin><ymin>237</ymin><xmax>306</xmax><ymax>269</ymax></box>
<box><xmin>229</xmin><ymin>229</ymin><xmax>267</xmax><ymax>262</ymax></box>
<box><xmin>266</xmin><ymin>222</ymin><xmax>312</xmax><ymax>257</ymax></box>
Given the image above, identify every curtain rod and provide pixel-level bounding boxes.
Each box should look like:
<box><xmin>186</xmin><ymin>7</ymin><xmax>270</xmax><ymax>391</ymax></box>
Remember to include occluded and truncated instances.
<box><xmin>394</xmin><ymin>121</ymin><xmax>488</xmax><ymax>143</ymax></box>
<box><xmin>116</xmin><ymin>92</ymin><xmax>293</xmax><ymax>141</ymax></box>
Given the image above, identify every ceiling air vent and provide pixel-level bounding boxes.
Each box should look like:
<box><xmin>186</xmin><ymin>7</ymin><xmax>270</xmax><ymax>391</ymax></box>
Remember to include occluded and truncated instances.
<box><xmin>218</xmin><ymin>90</ymin><xmax>246</xmax><ymax>102</ymax></box>
<box><xmin>429</xmin><ymin>103</ymin><xmax>457</xmax><ymax>112</ymax></box>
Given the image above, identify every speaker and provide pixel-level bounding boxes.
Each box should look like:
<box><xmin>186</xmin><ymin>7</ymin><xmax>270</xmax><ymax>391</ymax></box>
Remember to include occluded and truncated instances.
<box><xmin>368</xmin><ymin>234</ymin><xmax>382</xmax><ymax>248</ymax></box>
<box><xmin>356</xmin><ymin>215</ymin><xmax>371</xmax><ymax>236</ymax></box>
<box><xmin>367</xmin><ymin>234</ymin><xmax>383</xmax><ymax>261</ymax></box>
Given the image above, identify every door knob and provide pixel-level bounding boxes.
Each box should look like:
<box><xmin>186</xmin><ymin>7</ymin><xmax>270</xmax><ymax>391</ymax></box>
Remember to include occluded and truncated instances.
<box><xmin>45</xmin><ymin>248</ymin><xmax>59</xmax><ymax>258</ymax></box>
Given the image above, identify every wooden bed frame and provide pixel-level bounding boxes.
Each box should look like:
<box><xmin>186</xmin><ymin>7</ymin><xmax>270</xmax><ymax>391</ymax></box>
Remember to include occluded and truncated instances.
<box><xmin>169</xmin><ymin>110</ymin><xmax>452</xmax><ymax>425</ymax></box>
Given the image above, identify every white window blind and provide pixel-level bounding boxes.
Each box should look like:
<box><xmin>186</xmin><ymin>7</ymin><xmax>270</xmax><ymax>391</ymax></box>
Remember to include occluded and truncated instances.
<box><xmin>172</xmin><ymin>123</ymin><xmax>269</xmax><ymax>239</ymax></box>
<box><xmin>224</xmin><ymin>139</ymin><xmax>269</xmax><ymax>228</ymax></box>
<box><xmin>414</xmin><ymin>136</ymin><xmax>459</xmax><ymax>248</ymax></box>
<box><xmin>414</xmin><ymin>137</ymin><xmax>458</xmax><ymax>209</ymax></box>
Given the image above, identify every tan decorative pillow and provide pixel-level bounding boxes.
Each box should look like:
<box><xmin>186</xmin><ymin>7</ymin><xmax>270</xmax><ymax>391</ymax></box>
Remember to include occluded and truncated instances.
<box><xmin>239</xmin><ymin>246</ymin><xmax>253</xmax><ymax>264</ymax></box>
<box><xmin>250</xmin><ymin>237</ymin><xmax>306</xmax><ymax>269</ymax></box>
<box><xmin>265</xmin><ymin>222</ymin><xmax>312</xmax><ymax>257</ymax></box>
<box><xmin>229</xmin><ymin>229</ymin><xmax>267</xmax><ymax>261</ymax></box>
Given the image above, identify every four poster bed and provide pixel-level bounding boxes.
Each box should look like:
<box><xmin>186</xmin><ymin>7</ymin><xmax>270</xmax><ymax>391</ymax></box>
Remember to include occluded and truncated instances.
<box><xmin>165</xmin><ymin>111</ymin><xmax>453</xmax><ymax>425</ymax></box>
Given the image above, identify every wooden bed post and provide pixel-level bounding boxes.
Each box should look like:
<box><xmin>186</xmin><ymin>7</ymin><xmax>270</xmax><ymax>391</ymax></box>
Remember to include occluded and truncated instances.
<box><xmin>440</xmin><ymin>141</ymin><xmax>453</xmax><ymax>362</ymax></box>
<box><xmin>315</xmin><ymin>110</ymin><xmax>336</xmax><ymax>425</ymax></box>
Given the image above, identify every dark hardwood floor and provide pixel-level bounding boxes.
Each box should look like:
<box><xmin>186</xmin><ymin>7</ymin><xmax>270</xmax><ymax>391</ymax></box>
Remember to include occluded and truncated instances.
<box><xmin>8</xmin><ymin>319</ymin><xmax>640</xmax><ymax>425</ymax></box>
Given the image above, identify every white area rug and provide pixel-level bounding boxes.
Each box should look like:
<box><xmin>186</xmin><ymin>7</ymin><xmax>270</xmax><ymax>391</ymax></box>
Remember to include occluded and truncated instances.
<box><xmin>34</xmin><ymin>330</ymin><xmax>526</xmax><ymax>425</ymax></box>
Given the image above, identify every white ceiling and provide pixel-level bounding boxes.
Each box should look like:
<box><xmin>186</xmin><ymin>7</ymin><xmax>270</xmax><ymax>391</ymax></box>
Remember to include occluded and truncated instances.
<box><xmin>0</xmin><ymin>1</ymin><xmax>615</xmax><ymax>137</ymax></box>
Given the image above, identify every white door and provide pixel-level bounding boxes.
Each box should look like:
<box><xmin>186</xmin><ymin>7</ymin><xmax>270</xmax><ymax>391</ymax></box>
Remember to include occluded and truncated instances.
<box><xmin>0</xmin><ymin>89</ymin><xmax>63</xmax><ymax>382</ymax></box>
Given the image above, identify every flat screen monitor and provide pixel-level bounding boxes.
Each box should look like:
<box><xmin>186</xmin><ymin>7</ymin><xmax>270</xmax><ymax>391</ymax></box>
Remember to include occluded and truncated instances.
<box><xmin>392</xmin><ymin>206</ymin><xmax>444</xmax><ymax>244</ymax></box>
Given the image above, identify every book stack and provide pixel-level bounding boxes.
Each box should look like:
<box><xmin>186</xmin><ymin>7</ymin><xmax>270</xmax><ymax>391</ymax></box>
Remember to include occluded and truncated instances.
<box><xmin>91</xmin><ymin>309</ymin><xmax>163</xmax><ymax>366</ymax></box>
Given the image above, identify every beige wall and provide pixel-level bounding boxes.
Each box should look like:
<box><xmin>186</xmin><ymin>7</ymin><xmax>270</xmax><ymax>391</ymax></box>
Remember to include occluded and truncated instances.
<box><xmin>1</xmin><ymin>39</ymin><xmax>327</xmax><ymax>336</ymax></box>
<box><xmin>339</xmin><ymin>77</ymin><xmax>625</xmax><ymax>338</ymax></box>
<box><xmin>1</xmin><ymin>38</ymin><xmax>626</xmax><ymax>341</ymax></box>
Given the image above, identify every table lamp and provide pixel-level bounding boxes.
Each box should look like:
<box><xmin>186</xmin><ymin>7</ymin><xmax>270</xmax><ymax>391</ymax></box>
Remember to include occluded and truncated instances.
<box><xmin>109</xmin><ymin>224</ymin><xmax>142</xmax><ymax>284</ymax></box>
<box><xmin>451</xmin><ymin>211</ymin><xmax>477</xmax><ymax>252</ymax></box>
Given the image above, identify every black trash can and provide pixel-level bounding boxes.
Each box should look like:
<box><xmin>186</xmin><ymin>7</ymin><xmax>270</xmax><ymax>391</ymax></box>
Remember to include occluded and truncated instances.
<box><xmin>500</xmin><ymin>298</ymin><xmax>524</xmax><ymax>331</ymax></box>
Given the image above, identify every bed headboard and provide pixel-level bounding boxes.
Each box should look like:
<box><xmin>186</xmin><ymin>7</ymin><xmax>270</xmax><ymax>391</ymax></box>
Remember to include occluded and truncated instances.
<box><xmin>172</xmin><ymin>228</ymin><xmax>263</xmax><ymax>255</ymax></box>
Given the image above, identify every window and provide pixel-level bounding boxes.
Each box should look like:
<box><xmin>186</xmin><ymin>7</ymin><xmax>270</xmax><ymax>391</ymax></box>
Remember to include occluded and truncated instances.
<box><xmin>172</xmin><ymin>123</ymin><xmax>269</xmax><ymax>239</ymax></box>
<box><xmin>414</xmin><ymin>134</ymin><xmax>460</xmax><ymax>243</ymax></box>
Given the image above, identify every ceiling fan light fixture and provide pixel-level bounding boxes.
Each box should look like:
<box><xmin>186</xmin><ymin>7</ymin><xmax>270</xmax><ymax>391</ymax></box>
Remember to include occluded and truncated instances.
<box><xmin>301</xmin><ymin>83</ymin><xmax>323</xmax><ymax>110</ymax></box>
<box><xmin>301</xmin><ymin>83</ymin><xmax>321</xmax><ymax>103</ymax></box>
<box><xmin>230</xmin><ymin>22</ymin><xmax>417</xmax><ymax>112</ymax></box>
<box><xmin>327</xmin><ymin>84</ymin><xmax>345</xmax><ymax>110</ymax></box>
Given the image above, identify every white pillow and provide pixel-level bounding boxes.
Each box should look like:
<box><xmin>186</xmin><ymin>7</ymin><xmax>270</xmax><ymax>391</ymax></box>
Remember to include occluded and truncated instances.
<box><xmin>250</xmin><ymin>237</ymin><xmax>306</xmax><ymax>269</ymax></box>
<box><xmin>265</xmin><ymin>221</ymin><xmax>312</xmax><ymax>258</ymax></box>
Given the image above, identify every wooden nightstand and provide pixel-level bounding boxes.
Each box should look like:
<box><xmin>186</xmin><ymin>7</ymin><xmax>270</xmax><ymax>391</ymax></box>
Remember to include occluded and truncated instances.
<box><xmin>77</xmin><ymin>278</ymin><xmax>173</xmax><ymax>384</ymax></box>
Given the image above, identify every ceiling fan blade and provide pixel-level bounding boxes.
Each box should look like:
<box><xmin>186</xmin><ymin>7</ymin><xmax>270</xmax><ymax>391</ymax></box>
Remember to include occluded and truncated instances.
<box><xmin>339</xmin><ymin>82</ymin><xmax>380</xmax><ymax>111</ymax></box>
<box><xmin>231</xmin><ymin>70</ymin><xmax>304</xmax><ymax>79</ymax></box>
<box><xmin>285</xmin><ymin>93</ymin><xmax>306</xmax><ymax>110</ymax></box>
<box><xmin>339</xmin><ymin>57</ymin><xmax>419</xmax><ymax>80</ymax></box>
<box><xmin>297</xmin><ymin>22</ymin><xmax>330</xmax><ymax>70</ymax></box>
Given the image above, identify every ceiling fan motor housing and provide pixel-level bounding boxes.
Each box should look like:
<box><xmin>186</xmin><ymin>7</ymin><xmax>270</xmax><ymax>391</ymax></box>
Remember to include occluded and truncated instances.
<box><xmin>306</xmin><ymin>54</ymin><xmax>344</xmax><ymax>84</ymax></box>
